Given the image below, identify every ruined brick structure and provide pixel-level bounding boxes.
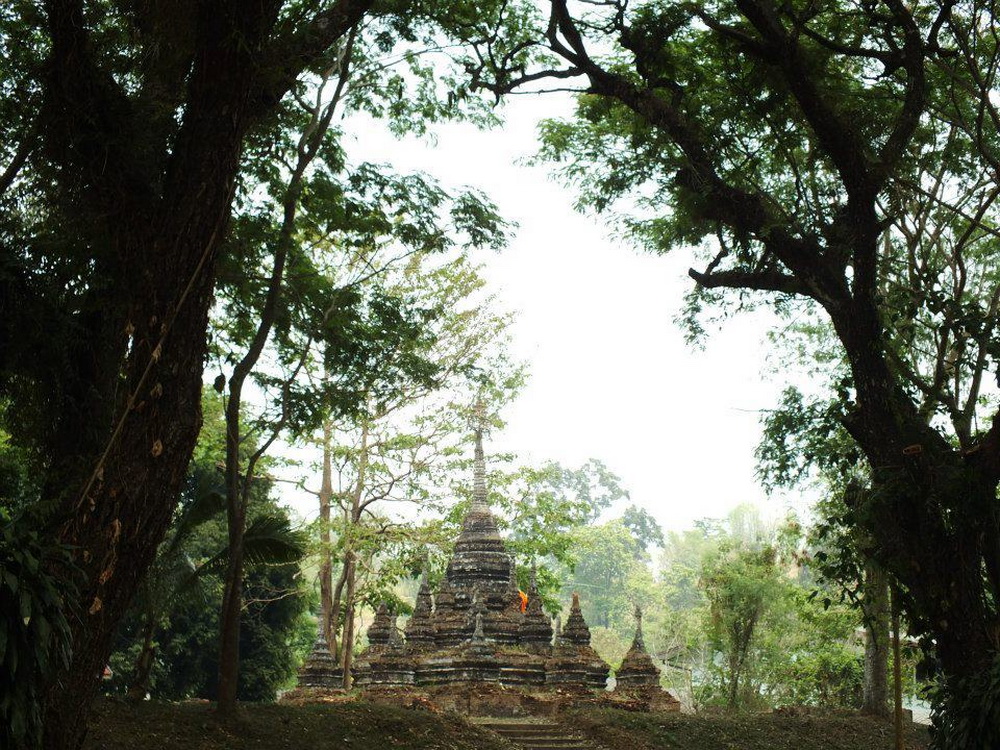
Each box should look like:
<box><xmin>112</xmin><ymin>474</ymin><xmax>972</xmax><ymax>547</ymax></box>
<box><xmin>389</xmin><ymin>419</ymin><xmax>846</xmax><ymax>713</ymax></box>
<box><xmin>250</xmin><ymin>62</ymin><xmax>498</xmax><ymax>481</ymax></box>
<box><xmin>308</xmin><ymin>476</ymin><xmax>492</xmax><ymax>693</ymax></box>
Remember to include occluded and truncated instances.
<box><xmin>296</xmin><ymin>430</ymin><xmax>679</xmax><ymax>713</ymax></box>
<box><xmin>297</xmin><ymin>621</ymin><xmax>342</xmax><ymax>688</ymax></box>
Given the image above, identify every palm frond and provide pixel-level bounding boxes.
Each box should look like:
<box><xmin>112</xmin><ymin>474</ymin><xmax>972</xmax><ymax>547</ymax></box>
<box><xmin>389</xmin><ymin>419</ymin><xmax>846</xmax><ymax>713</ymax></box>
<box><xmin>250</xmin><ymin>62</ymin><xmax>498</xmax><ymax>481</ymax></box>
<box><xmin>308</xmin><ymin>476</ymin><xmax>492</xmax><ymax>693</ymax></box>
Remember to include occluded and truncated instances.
<box><xmin>187</xmin><ymin>514</ymin><xmax>307</xmax><ymax>580</ymax></box>
<box><xmin>242</xmin><ymin>514</ymin><xmax>308</xmax><ymax>568</ymax></box>
<box><xmin>165</xmin><ymin>485</ymin><xmax>226</xmax><ymax>558</ymax></box>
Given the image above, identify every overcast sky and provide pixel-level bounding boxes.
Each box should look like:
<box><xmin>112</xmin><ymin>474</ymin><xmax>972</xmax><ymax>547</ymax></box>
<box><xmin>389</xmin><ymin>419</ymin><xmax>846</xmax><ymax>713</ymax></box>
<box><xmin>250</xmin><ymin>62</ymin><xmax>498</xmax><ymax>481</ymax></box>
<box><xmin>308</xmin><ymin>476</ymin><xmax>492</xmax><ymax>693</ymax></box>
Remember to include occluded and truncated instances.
<box><xmin>295</xmin><ymin>93</ymin><xmax>815</xmax><ymax>534</ymax></box>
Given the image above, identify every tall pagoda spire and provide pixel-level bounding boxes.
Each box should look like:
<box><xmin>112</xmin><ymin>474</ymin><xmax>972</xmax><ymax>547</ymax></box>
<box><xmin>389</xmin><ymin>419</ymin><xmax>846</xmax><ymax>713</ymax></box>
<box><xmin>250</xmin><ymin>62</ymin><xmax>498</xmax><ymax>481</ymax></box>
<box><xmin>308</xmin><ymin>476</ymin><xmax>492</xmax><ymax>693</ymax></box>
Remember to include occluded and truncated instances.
<box><xmin>471</xmin><ymin>402</ymin><xmax>489</xmax><ymax>513</ymax></box>
<box><xmin>632</xmin><ymin>605</ymin><xmax>646</xmax><ymax>651</ymax></box>
<box><xmin>443</xmin><ymin>399</ymin><xmax>514</xmax><ymax>588</ymax></box>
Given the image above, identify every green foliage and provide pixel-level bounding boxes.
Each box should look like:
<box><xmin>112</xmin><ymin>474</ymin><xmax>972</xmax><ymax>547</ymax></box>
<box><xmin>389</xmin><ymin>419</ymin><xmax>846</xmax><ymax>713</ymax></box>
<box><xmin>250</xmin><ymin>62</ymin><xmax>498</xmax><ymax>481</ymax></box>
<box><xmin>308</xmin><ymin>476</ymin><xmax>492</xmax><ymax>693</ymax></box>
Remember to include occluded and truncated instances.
<box><xmin>756</xmin><ymin>386</ymin><xmax>861</xmax><ymax>492</ymax></box>
<box><xmin>566</xmin><ymin>520</ymin><xmax>649</xmax><ymax>629</ymax></box>
<box><xmin>655</xmin><ymin>507</ymin><xmax>866</xmax><ymax>712</ymax></box>
<box><xmin>232</xmin><ymin>562</ymin><xmax>313</xmax><ymax>702</ymax></box>
<box><xmin>0</xmin><ymin>0</ymin><xmax>519</xmax><ymax>738</ymax></box>
<box><xmin>755</xmin><ymin>590</ymin><xmax>863</xmax><ymax>708</ymax></box>
<box><xmin>0</xmin><ymin>509</ymin><xmax>78</xmax><ymax>748</ymax></box>
<box><xmin>621</xmin><ymin>505</ymin><xmax>664</xmax><ymax>553</ymax></box>
<box><xmin>332</xmin><ymin>513</ymin><xmax>453</xmax><ymax>617</ymax></box>
<box><xmin>473</xmin><ymin>3</ymin><xmax>1000</xmax><ymax>732</ymax></box>
<box><xmin>701</xmin><ymin>540</ymin><xmax>787</xmax><ymax>710</ymax></box>
<box><xmin>111</xmin><ymin>560</ymin><xmax>310</xmax><ymax>702</ymax></box>
<box><xmin>502</xmin><ymin>459</ymin><xmax>627</xmax><ymax>566</ymax></box>
<box><xmin>927</xmin><ymin>654</ymin><xmax>1000</xmax><ymax>749</ymax></box>
<box><xmin>106</xmin><ymin>404</ymin><xmax>310</xmax><ymax>702</ymax></box>
<box><xmin>212</xmin><ymin>16</ymin><xmax>516</xmax><ymax>454</ymax></box>
<box><xmin>590</xmin><ymin>626</ymin><xmax>630</xmax><ymax>674</ymax></box>
<box><xmin>0</xmin><ymin>419</ymin><xmax>40</xmax><ymax>511</ymax></box>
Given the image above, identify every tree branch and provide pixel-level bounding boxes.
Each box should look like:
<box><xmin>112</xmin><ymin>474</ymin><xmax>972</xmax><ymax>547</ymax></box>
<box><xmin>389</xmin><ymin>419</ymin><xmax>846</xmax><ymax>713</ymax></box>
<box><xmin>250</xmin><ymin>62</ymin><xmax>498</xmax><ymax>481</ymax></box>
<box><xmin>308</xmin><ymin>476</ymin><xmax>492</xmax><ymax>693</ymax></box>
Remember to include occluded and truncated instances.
<box><xmin>876</xmin><ymin>0</ymin><xmax>927</xmax><ymax>176</ymax></box>
<box><xmin>688</xmin><ymin>266</ymin><xmax>810</xmax><ymax>296</ymax></box>
<box><xmin>253</xmin><ymin>0</ymin><xmax>374</xmax><ymax>115</ymax></box>
<box><xmin>0</xmin><ymin>120</ymin><xmax>38</xmax><ymax>200</ymax></box>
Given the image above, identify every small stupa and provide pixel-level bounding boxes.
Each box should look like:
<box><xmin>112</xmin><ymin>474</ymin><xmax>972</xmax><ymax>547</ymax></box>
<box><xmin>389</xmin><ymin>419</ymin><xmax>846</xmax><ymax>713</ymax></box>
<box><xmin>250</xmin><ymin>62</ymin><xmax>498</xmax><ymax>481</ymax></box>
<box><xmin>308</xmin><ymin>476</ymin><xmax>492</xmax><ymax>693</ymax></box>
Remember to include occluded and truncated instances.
<box><xmin>518</xmin><ymin>562</ymin><xmax>553</xmax><ymax>652</ymax></box>
<box><xmin>612</xmin><ymin>605</ymin><xmax>680</xmax><ymax>711</ymax></box>
<box><xmin>616</xmin><ymin>606</ymin><xmax>660</xmax><ymax>688</ymax></box>
<box><xmin>403</xmin><ymin>568</ymin><xmax>436</xmax><ymax>651</ymax></box>
<box><xmin>297</xmin><ymin>619</ymin><xmax>342</xmax><ymax>688</ymax></box>
<box><xmin>544</xmin><ymin>592</ymin><xmax>609</xmax><ymax>688</ymax></box>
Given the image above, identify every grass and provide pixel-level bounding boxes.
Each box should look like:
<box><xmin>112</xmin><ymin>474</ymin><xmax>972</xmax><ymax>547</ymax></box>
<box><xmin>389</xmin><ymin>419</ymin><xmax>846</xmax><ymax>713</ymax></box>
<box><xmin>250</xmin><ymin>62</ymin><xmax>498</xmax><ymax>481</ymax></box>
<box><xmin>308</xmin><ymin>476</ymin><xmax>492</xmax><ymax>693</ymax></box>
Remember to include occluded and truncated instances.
<box><xmin>82</xmin><ymin>698</ymin><xmax>931</xmax><ymax>750</ymax></box>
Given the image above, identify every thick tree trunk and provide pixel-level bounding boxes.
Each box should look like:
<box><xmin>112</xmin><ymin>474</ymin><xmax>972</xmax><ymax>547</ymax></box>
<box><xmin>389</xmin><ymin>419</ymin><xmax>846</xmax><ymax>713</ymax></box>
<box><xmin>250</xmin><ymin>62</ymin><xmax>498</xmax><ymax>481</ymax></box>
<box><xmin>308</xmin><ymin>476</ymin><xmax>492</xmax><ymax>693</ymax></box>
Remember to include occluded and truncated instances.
<box><xmin>859</xmin><ymin>448</ymin><xmax>1000</xmax><ymax>728</ymax></box>
<box><xmin>42</xmin><ymin>241</ymin><xmax>221</xmax><ymax>750</ymax></box>
<box><xmin>33</xmin><ymin>1</ymin><xmax>369</xmax><ymax>745</ymax></box>
<box><xmin>831</xmin><ymin>234</ymin><xmax>1000</xmax><ymax>720</ymax></box>
<box><xmin>553</xmin><ymin>0</ymin><xmax>997</xmax><ymax>730</ymax></box>
<box><xmin>862</xmin><ymin>563</ymin><xmax>890</xmax><ymax>716</ymax></box>
<box><xmin>40</xmin><ymin>6</ymin><xmax>267</xmax><ymax>747</ymax></box>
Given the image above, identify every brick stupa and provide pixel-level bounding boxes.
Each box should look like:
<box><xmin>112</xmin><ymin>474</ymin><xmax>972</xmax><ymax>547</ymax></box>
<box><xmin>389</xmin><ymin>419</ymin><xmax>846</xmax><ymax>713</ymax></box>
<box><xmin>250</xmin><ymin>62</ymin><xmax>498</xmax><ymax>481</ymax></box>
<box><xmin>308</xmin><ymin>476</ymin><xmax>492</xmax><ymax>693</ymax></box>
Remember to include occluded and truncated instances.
<box><xmin>353</xmin><ymin>427</ymin><xmax>610</xmax><ymax>692</ymax></box>
<box><xmin>295</xmin><ymin>428</ymin><xmax>679</xmax><ymax>715</ymax></box>
<box><xmin>612</xmin><ymin>606</ymin><xmax>681</xmax><ymax>712</ymax></box>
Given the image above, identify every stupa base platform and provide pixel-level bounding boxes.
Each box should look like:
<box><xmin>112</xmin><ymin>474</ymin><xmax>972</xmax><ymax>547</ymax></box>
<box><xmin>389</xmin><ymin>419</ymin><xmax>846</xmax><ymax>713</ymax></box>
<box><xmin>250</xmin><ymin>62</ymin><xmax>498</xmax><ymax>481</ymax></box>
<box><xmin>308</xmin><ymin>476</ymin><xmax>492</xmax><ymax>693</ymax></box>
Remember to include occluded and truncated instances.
<box><xmin>602</xmin><ymin>686</ymin><xmax>681</xmax><ymax>713</ymax></box>
<box><xmin>282</xmin><ymin>683</ymin><xmax>679</xmax><ymax>717</ymax></box>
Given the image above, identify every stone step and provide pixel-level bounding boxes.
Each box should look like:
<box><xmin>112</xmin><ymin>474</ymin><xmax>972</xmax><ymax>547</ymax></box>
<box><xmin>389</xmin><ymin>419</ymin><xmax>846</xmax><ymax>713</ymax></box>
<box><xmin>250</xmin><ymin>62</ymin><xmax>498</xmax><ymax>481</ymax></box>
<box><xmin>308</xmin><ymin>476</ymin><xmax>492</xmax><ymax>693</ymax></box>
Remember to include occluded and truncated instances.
<box><xmin>475</xmin><ymin>719</ymin><xmax>602</xmax><ymax>750</ymax></box>
<box><xmin>488</xmin><ymin>728</ymin><xmax>573</xmax><ymax>736</ymax></box>
<box><xmin>494</xmin><ymin>737</ymin><xmax>588</xmax><ymax>746</ymax></box>
<box><xmin>498</xmin><ymin>744</ymin><xmax>591</xmax><ymax>749</ymax></box>
<box><xmin>490</xmin><ymin>729</ymin><xmax>577</xmax><ymax>744</ymax></box>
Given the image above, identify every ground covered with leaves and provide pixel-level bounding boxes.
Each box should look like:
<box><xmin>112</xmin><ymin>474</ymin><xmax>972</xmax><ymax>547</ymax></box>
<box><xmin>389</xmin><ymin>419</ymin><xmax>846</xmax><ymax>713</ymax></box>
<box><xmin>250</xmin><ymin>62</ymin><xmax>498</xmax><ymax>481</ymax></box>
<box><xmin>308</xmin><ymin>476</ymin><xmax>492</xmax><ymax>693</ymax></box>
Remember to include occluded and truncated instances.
<box><xmin>83</xmin><ymin>698</ymin><xmax>931</xmax><ymax>750</ymax></box>
<box><xmin>83</xmin><ymin>698</ymin><xmax>514</xmax><ymax>750</ymax></box>
<box><xmin>567</xmin><ymin>707</ymin><xmax>931</xmax><ymax>750</ymax></box>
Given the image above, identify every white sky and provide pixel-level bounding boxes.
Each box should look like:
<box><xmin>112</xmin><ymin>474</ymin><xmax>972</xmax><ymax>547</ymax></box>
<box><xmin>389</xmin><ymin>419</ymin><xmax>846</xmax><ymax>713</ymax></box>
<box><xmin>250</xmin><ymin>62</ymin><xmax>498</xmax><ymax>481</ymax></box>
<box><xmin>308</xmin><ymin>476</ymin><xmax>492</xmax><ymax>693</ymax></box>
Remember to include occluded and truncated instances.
<box><xmin>289</xmin><ymin>94</ymin><xmax>815</xmax><ymax>535</ymax></box>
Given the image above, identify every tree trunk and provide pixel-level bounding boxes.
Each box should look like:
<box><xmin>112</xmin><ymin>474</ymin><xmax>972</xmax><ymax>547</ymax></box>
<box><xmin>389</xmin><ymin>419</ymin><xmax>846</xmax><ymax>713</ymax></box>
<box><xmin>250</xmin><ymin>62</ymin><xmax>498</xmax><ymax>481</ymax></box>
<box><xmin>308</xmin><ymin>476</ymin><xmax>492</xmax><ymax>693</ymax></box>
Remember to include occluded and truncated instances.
<box><xmin>217</xmin><ymin>363</ymin><xmax>253</xmax><ymax>715</ymax></box>
<box><xmin>835</xmin><ymin>290</ymin><xmax>1000</xmax><ymax>720</ymax></box>
<box><xmin>34</xmin><ymin>2</ymin><xmax>369</xmax><ymax>744</ymax></box>
<box><xmin>862</xmin><ymin>562</ymin><xmax>890</xmax><ymax>716</ymax></box>
<box><xmin>42</xmin><ymin>257</ymin><xmax>220</xmax><ymax>749</ymax></box>
<box><xmin>525</xmin><ymin>0</ymin><xmax>998</xmax><ymax>729</ymax></box>
<box><xmin>217</xmin><ymin>105</ymin><xmax>313</xmax><ymax>712</ymax></box>
<box><xmin>727</xmin><ymin>649</ymin><xmax>741</xmax><ymax>710</ymax></box>
<box><xmin>329</xmin><ymin>538</ymin><xmax>350</xmax><ymax>660</ymax></box>
<box><xmin>37</xmin><ymin>5</ymin><xmax>274</xmax><ymax>746</ymax></box>
<box><xmin>341</xmin><ymin>550</ymin><xmax>358</xmax><ymax>689</ymax></box>
<box><xmin>41</xmin><ymin>186</ymin><xmax>236</xmax><ymax>750</ymax></box>
<box><xmin>340</xmin><ymin>417</ymin><xmax>369</xmax><ymax>688</ymax></box>
<box><xmin>216</xmin><ymin>496</ymin><xmax>246</xmax><ymax>713</ymax></box>
<box><xmin>127</xmin><ymin>619</ymin><xmax>157</xmax><ymax>702</ymax></box>
<box><xmin>892</xmin><ymin>586</ymin><xmax>904</xmax><ymax>750</ymax></box>
<box><xmin>320</xmin><ymin>420</ymin><xmax>335</xmax><ymax>647</ymax></box>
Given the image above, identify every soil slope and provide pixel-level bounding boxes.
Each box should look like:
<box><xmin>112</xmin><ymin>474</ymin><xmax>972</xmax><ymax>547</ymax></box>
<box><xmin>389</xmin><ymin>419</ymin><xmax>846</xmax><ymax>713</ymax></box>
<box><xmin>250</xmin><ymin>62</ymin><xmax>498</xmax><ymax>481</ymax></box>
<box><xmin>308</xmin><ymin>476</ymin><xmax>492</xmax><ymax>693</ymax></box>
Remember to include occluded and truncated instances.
<box><xmin>82</xmin><ymin>698</ymin><xmax>930</xmax><ymax>750</ymax></box>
